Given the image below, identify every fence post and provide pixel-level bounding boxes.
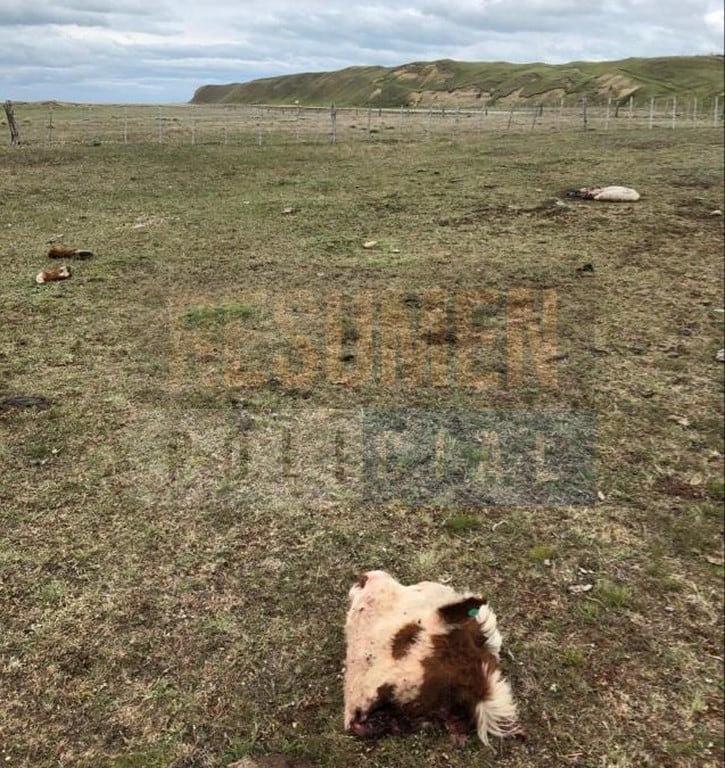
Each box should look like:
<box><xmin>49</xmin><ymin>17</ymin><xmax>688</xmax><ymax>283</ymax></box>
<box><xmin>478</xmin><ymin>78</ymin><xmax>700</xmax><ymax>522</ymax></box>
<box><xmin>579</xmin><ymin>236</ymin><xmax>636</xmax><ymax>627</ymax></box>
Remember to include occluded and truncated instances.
<box><xmin>47</xmin><ymin>104</ymin><xmax>53</xmax><ymax>145</ymax></box>
<box><xmin>556</xmin><ymin>97</ymin><xmax>563</xmax><ymax>131</ymax></box>
<box><xmin>329</xmin><ymin>103</ymin><xmax>337</xmax><ymax>144</ymax></box>
<box><xmin>648</xmin><ymin>97</ymin><xmax>654</xmax><ymax>129</ymax></box>
<box><xmin>506</xmin><ymin>104</ymin><xmax>515</xmax><ymax>129</ymax></box>
<box><xmin>691</xmin><ymin>97</ymin><xmax>697</xmax><ymax>126</ymax></box>
<box><xmin>671</xmin><ymin>96</ymin><xmax>677</xmax><ymax>129</ymax></box>
<box><xmin>581</xmin><ymin>95</ymin><xmax>588</xmax><ymax>130</ymax></box>
<box><xmin>3</xmin><ymin>100</ymin><xmax>20</xmax><ymax>145</ymax></box>
<box><xmin>714</xmin><ymin>96</ymin><xmax>720</xmax><ymax>126</ymax></box>
<box><xmin>628</xmin><ymin>96</ymin><xmax>633</xmax><ymax>127</ymax></box>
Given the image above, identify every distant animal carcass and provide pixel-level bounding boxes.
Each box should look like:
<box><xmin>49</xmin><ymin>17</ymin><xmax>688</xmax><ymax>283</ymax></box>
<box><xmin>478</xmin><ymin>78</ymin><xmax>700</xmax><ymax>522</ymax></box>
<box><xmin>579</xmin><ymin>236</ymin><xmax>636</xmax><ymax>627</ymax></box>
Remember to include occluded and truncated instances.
<box><xmin>567</xmin><ymin>185</ymin><xmax>640</xmax><ymax>202</ymax></box>
<box><xmin>47</xmin><ymin>244</ymin><xmax>94</xmax><ymax>259</ymax></box>
<box><xmin>36</xmin><ymin>265</ymin><xmax>71</xmax><ymax>284</ymax></box>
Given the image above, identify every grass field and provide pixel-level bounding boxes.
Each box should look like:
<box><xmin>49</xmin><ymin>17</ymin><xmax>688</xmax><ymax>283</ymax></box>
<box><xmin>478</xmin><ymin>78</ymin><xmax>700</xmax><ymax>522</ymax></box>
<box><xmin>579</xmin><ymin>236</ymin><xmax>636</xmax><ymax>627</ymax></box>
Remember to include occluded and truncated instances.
<box><xmin>6</xmin><ymin>99</ymin><xmax>722</xmax><ymax>149</ymax></box>
<box><xmin>0</xmin><ymin>125</ymin><xmax>723</xmax><ymax>768</ymax></box>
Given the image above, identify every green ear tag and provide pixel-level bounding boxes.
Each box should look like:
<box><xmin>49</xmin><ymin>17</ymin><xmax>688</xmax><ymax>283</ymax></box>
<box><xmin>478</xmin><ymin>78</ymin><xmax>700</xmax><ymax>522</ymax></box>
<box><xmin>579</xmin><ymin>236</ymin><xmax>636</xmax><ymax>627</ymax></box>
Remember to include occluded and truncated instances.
<box><xmin>468</xmin><ymin>608</ymin><xmax>479</xmax><ymax>618</ymax></box>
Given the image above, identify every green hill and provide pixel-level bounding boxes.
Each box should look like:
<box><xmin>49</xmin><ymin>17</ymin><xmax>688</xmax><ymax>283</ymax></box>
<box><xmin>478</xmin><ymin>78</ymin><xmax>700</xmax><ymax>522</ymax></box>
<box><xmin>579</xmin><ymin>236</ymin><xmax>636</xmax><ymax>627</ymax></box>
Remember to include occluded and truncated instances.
<box><xmin>190</xmin><ymin>55</ymin><xmax>724</xmax><ymax>108</ymax></box>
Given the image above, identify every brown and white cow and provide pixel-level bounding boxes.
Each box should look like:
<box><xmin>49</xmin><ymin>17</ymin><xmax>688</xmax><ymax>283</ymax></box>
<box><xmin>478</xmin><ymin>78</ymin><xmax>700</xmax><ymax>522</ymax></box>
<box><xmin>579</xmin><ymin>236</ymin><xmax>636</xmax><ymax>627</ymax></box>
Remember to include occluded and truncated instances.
<box><xmin>343</xmin><ymin>570</ymin><xmax>525</xmax><ymax>746</ymax></box>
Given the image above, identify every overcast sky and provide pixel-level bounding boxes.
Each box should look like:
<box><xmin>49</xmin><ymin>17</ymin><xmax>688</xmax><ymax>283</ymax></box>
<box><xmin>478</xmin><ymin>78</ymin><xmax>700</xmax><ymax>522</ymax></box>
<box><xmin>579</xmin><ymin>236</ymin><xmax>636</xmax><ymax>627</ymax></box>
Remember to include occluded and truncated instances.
<box><xmin>0</xmin><ymin>0</ymin><xmax>722</xmax><ymax>104</ymax></box>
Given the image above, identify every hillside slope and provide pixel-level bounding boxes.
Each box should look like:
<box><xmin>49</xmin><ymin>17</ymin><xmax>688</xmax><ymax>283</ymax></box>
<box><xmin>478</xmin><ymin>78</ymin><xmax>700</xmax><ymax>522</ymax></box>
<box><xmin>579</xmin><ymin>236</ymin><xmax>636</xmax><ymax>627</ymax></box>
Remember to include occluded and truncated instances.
<box><xmin>191</xmin><ymin>55</ymin><xmax>724</xmax><ymax>107</ymax></box>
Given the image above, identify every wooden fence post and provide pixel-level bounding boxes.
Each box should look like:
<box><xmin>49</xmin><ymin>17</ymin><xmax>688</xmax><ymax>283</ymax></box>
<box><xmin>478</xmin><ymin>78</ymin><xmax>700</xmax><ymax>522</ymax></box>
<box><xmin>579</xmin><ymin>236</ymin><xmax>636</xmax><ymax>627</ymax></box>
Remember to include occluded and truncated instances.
<box><xmin>648</xmin><ymin>97</ymin><xmax>654</xmax><ymax>129</ymax></box>
<box><xmin>581</xmin><ymin>95</ymin><xmax>588</xmax><ymax>130</ymax></box>
<box><xmin>47</xmin><ymin>104</ymin><xmax>54</xmax><ymax>145</ymax></box>
<box><xmin>329</xmin><ymin>103</ymin><xmax>337</xmax><ymax>144</ymax></box>
<box><xmin>4</xmin><ymin>100</ymin><xmax>21</xmax><ymax>145</ymax></box>
<box><xmin>671</xmin><ymin>96</ymin><xmax>677</xmax><ymax>129</ymax></box>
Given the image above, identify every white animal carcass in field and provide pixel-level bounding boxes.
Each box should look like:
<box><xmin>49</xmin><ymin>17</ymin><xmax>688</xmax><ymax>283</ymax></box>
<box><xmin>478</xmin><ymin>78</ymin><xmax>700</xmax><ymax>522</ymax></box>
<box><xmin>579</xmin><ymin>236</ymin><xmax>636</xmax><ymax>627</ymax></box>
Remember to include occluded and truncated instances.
<box><xmin>568</xmin><ymin>185</ymin><xmax>640</xmax><ymax>202</ymax></box>
<box><xmin>343</xmin><ymin>570</ymin><xmax>525</xmax><ymax>746</ymax></box>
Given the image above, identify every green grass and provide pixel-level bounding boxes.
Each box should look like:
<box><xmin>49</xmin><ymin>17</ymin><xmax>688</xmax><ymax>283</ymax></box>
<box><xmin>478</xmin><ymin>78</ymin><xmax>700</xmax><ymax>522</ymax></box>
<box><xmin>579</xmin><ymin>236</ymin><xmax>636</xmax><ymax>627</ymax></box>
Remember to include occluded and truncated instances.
<box><xmin>0</xmin><ymin>126</ymin><xmax>723</xmax><ymax>768</ymax></box>
<box><xmin>594</xmin><ymin>579</ymin><xmax>633</xmax><ymax>609</ymax></box>
<box><xmin>528</xmin><ymin>544</ymin><xmax>557</xmax><ymax>563</ymax></box>
<box><xmin>443</xmin><ymin>514</ymin><xmax>483</xmax><ymax>534</ymax></box>
<box><xmin>182</xmin><ymin>302</ymin><xmax>260</xmax><ymax>328</ymax></box>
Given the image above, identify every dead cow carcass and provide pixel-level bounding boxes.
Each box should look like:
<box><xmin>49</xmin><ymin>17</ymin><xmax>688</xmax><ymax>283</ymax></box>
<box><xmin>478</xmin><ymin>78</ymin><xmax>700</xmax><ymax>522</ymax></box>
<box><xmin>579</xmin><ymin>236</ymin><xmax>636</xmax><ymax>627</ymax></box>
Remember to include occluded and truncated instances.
<box><xmin>567</xmin><ymin>185</ymin><xmax>640</xmax><ymax>202</ymax></box>
<box><xmin>47</xmin><ymin>244</ymin><xmax>94</xmax><ymax>259</ymax></box>
<box><xmin>36</xmin><ymin>265</ymin><xmax>71</xmax><ymax>284</ymax></box>
<box><xmin>343</xmin><ymin>570</ymin><xmax>525</xmax><ymax>746</ymax></box>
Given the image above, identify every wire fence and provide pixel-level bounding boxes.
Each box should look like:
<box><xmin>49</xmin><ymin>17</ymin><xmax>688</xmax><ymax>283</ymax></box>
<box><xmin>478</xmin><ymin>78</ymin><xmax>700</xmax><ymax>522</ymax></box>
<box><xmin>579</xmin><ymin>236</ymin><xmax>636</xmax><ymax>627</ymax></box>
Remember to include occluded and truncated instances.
<box><xmin>3</xmin><ymin>96</ymin><xmax>723</xmax><ymax>147</ymax></box>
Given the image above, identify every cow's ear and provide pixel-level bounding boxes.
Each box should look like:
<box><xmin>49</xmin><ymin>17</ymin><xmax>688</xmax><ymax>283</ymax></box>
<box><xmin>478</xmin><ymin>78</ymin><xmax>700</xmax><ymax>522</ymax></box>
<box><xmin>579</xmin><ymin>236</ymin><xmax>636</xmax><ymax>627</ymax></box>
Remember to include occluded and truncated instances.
<box><xmin>438</xmin><ymin>596</ymin><xmax>485</xmax><ymax>625</ymax></box>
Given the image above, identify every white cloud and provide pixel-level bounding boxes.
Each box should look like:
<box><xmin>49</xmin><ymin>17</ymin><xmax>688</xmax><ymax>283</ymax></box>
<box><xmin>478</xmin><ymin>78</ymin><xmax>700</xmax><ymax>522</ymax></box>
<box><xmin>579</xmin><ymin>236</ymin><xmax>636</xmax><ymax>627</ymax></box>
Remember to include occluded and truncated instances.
<box><xmin>704</xmin><ymin>8</ymin><xmax>724</xmax><ymax>46</ymax></box>
<box><xmin>0</xmin><ymin>0</ymin><xmax>721</xmax><ymax>103</ymax></box>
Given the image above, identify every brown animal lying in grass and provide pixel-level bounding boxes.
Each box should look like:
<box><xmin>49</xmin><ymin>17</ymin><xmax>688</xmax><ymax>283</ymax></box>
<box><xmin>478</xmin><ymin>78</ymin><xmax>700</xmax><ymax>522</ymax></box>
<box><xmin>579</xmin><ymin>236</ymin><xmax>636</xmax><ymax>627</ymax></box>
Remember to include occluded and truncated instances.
<box><xmin>567</xmin><ymin>185</ymin><xmax>640</xmax><ymax>202</ymax></box>
<box><xmin>36</xmin><ymin>265</ymin><xmax>71</xmax><ymax>284</ymax></box>
<box><xmin>343</xmin><ymin>570</ymin><xmax>525</xmax><ymax>747</ymax></box>
<box><xmin>47</xmin><ymin>244</ymin><xmax>94</xmax><ymax>259</ymax></box>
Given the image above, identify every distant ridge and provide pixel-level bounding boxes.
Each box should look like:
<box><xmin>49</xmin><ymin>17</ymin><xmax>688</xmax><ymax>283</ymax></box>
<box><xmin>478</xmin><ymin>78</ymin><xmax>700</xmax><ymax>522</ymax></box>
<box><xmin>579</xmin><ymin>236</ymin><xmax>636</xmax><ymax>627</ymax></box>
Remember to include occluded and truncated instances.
<box><xmin>191</xmin><ymin>55</ymin><xmax>724</xmax><ymax>108</ymax></box>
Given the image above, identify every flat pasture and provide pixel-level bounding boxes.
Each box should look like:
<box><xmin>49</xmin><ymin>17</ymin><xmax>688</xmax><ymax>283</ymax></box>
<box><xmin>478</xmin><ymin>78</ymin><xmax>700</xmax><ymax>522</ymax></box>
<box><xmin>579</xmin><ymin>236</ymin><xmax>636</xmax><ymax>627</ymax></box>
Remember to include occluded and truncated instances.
<box><xmin>0</xmin><ymin>123</ymin><xmax>723</xmax><ymax>768</ymax></box>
